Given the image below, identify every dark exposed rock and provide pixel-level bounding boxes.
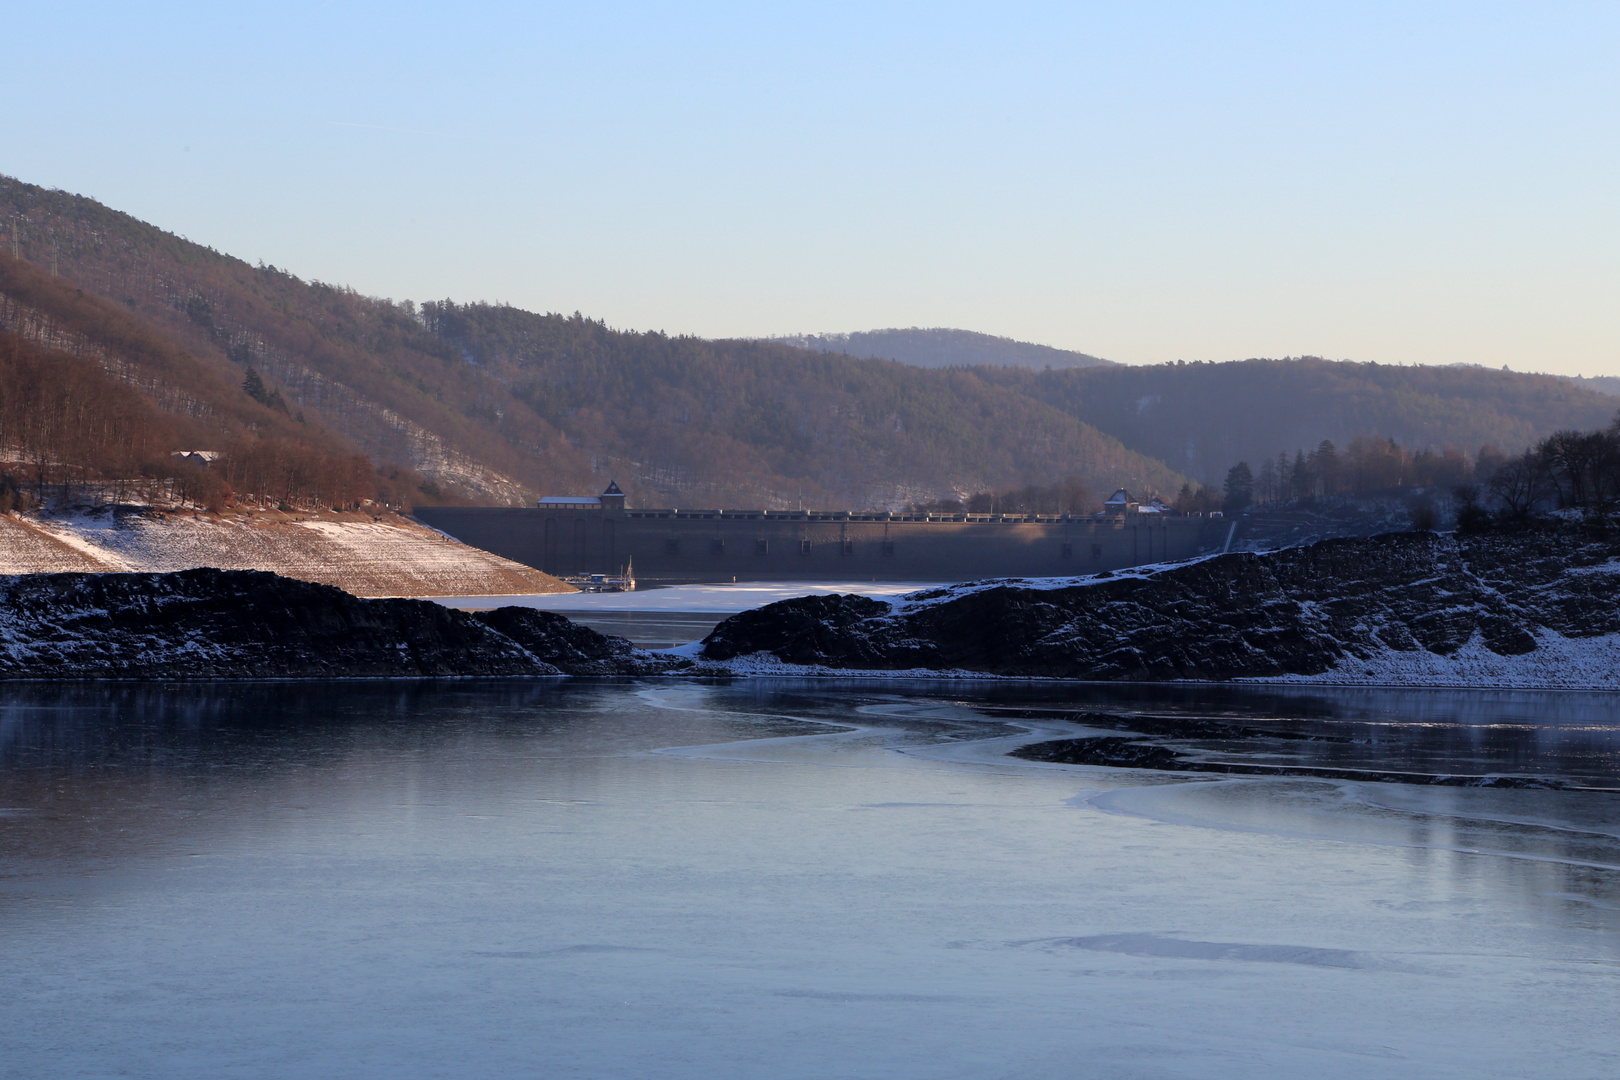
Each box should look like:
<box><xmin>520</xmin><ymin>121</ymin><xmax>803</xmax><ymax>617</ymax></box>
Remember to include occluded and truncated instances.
<box><xmin>701</xmin><ymin>594</ymin><xmax>894</xmax><ymax>664</ymax></box>
<box><xmin>469</xmin><ymin>606</ymin><xmax>648</xmax><ymax>676</ymax></box>
<box><xmin>697</xmin><ymin>526</ymin><xmax>1620</xmax><ymax>683</ymax></box>
<box><xmin>1013</xmin><ymin>736</ymin><xmax>1576</xmax><ymax>789</ymax></box>
<box><xmin>0</xmin><ymin>568</ymin><xmax>677</xmax><ymax>679</ymax></box>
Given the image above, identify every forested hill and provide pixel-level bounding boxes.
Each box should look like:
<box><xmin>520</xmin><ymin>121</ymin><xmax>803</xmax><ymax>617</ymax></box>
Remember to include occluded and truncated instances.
<box><xmin>769</xmin><ymin>328</ymin><xmax>1111</xmax><ymax>370</ymax></box>
<box><xmin>6</xmin><ymin>170</ymin><xmax>1613</xmax><ymax>511</ymax></box>
<box><xmin>419</xmin><ymin>304</ymin><xmax>1179</xmax><ymax>506</ymax></box>
<box><xmin>976</xmin><ymin>359</ymin><xmax>1620</xmax><ymax>486</ymax></box>
<box><xmin>0</xmin><ymin>175</ymin><xmax>1180</xmax><ymax>508</ymax></box>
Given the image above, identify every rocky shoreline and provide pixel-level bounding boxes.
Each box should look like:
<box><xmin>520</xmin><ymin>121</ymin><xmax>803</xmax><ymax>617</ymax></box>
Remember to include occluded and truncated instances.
<box><xmin>5</xmin><ymin>526</ymin><xmax>1620</xmax><ymax>687</ymax></box>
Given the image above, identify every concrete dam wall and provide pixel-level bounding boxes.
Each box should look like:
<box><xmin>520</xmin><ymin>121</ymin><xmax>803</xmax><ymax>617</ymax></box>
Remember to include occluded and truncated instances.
<box><xmin>414</xmin><ymin>504</ymin><xmax>1226</xmax><ymax>586</ymax></box>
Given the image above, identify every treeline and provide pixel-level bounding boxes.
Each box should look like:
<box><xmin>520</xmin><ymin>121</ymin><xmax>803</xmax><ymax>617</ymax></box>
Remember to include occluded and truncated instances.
<box><xmin>1209</xmin><ymin>418</ymin><xmax>1620</xmax><ymax>526</ymax></box>
<box><xmin>1245</xmin><ymin>436</ymin><xmax>1494</xmax><ymax>505</ymax></box>
<box><xmin>911</xmin><ymin>475</ymin><xmax>1094</xmax><ymax>515</ymax></box>
<box><xmin>215</xmin><ymin>437</ymin><xmax>371</xmax><ymax>511</ymax></box>
<box><xmin>1475</xmin><ymin>420</ymin><xmax>1620</xmax><ymax>522</ymax></box>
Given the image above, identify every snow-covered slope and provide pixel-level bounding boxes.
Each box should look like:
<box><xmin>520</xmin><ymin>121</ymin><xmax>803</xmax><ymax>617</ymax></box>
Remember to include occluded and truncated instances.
<box><xmin>0</xmin><ymin>510</ymin><xmax>570</xmax><ymax>598</ymax></box>
<box><xmin>696</xmin><ymin>527</ymin><xmax>1620</xmax><ymax>689</ymax></box>
<box><xmin>0</xmin><ymin>515</ymin><xmax>127</xmax><ymax>573</ymax></box>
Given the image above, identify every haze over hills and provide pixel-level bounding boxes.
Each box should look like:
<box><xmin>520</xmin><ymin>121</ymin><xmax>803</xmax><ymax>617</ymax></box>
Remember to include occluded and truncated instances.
<box><xmin>1572</xmin><ymin>375</ymin><xmax>1620</xmax><ymax>398</ymax></box>
<box><xmin>768</xmin><ymin>328</ymin><xmax>1112</xmax><ymax>370</ymax></box>
<box><xmin>977</xmin><ymin>358</ymin><xmax>1620</xmax><ymax>486</ymax></box>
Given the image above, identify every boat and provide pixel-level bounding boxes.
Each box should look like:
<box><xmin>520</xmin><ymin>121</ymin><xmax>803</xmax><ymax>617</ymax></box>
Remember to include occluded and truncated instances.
<box><xmin>562</xmin><ymin>558</ymin><xmax>636</xmax><ymax>593</ymax></box>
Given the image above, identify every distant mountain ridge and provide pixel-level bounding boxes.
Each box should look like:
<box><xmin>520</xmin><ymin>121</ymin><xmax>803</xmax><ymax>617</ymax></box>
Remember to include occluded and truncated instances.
<box><xmin>1572</xmin><ymin>375</ymin><xmax>1620</xmax><ymax>398</ymax></box>
<box><xmin>975</xmin><ymin>358</ymin><xmax>1620</xmax><ymax>486</ymax></box>
<box><xmin>767</xmin><ymin>328</ymin><xmax>1112</xmax><ymax>370</ymax></box>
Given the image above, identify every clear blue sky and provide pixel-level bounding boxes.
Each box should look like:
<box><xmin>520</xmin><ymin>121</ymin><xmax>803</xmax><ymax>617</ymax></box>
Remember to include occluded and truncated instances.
<box><xmin>5</xmin><ymin>2</ymin><xmax>1617</xmax><ymax>374</ymax></box>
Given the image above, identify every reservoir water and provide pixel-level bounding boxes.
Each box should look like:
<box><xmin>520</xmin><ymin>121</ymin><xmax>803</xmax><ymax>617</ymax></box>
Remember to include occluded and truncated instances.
<box><xmin>1</xmin><ymin>679</ymin><xmax>1617</xmax><ymax>1078</ymax></box>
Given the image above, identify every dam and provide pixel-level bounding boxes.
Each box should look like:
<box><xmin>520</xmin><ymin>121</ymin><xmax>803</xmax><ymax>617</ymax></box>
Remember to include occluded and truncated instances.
<box><xmin>415</xmin><ymin>484</ymin><xmax>1227</xmax><ymax>586</ymax></box>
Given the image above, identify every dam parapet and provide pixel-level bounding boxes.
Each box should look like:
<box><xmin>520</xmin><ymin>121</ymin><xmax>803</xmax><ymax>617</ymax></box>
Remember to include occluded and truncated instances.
<box><xmin>415</xmin><ymin>485</ymin><xmax>1227</xmax><ymax>586</ymax></box>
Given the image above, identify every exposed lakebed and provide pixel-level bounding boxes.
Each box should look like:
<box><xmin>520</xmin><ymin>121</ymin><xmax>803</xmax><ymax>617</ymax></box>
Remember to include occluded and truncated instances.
<box><xmin>0</xmin><ymin>679</ymin><xmax>1617</xmax><ymax>1079</ymax></box>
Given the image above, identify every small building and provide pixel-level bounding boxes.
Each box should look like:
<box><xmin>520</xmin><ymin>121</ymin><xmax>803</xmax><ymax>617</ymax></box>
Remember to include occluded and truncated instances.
<box><xmin>537</xmin><ymin>481</ymin><xmax>626</xmax><ymax>510</ymax></box>
<box><xmin>171</xmin><ymin>451</ymin><xmax>220</xmax><ymax>466</ymax></box>
<box><xmin>1103</xmin><ymin>488</ymin><xmax>1136</xmax><ymax>515</ymax></box>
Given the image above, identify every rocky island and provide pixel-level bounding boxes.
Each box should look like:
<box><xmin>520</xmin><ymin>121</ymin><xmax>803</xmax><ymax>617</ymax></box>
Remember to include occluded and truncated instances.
<box><xmin>697</xmin><ymin>524</ymin><xmax>1620</xmax><ymax>689</ymax></box>
<box><xmin>5</xmin><ymin>525</ymin><xmax>1619</xmax><ymax>688</ymax></box>
<box><xmin>0</xmin><ymin>568</ymin><xmax>674</xmax><ymax>679</ymax></box>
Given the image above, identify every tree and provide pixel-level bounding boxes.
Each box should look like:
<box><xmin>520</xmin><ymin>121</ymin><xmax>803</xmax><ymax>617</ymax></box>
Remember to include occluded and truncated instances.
<box><xmin>1487</xmin><ymin>452</ymin><xmax>1545</xmax><ymax>520</ymax></box>
<box><xmin>1223</xmin><ymin>462</ymin><xmax>1253</xmax><ymax>515</ymax></box>
<box><xmin>242</xmin><ymin>366</ymin><xmax>269</xmax><ymax>406</ymax></box>
<box><xmin>1408</xmin><ymin>492</ymin><xmax>1438</xmax><ymax>532</ymax></box>
<box><xmin>1255</xmin><ymin>458</ymin><xmax>1278</xmax><ymax>503</ymax></box>
<box><xmin>1308</xmin><ymin>439</ymin><xmax>1340</xmax><ymax>496</ymax></box>
<box><xmin>1173</xmin><ymin>482</ymin><xmax>1219</xmax><ymax>514</ymax></box>
<box><xmin>1289</xmin><ymin>450</ymin><xmax>1310</xmax><ymax>501</ymax></box>
<box><xmin>1453</xmin><ymin>484</ymin><xmax>1490</xmax><ymax>532</ymax></box>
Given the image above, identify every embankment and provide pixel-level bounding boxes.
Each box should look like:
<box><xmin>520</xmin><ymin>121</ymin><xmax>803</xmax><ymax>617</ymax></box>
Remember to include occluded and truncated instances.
<box><xmin>0</xmin><ymin>509</ymin><xmax>571</xmax><ymax>597</ymax></box>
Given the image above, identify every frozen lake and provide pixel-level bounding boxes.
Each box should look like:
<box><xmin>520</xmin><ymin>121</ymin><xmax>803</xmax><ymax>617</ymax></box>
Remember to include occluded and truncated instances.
<box><xmin>436</xmin><ymin>579</ymin><xmax>945</xmax><ymax>613</ymax></box>
<box><xmin>432</xmin><ymin>581</ymin><xmax>948</xmax><ymax>646</ymax></box>
<box><xmin>1</xmin><ymin>680</ymin><xmax>1617</xmax><ymax>1078</ymax></box>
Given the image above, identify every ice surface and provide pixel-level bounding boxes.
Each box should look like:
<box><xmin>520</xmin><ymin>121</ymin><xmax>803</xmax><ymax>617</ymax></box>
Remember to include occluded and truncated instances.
<box><xmin>438</xmin><ymin>579</ymin><xmax>946</xmax><ymax>613</ymax></box>
<box><xmin>0</xmin><ymin>681</ymin><xmax>1615</xmax><ymax>1079</ymax></box>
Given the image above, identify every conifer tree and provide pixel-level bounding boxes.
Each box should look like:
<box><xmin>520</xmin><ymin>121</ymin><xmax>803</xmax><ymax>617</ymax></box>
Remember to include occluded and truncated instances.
<box><xmin>1223</xmin><ymin>461</ymin><xmax>1253</xmax><ymax>515</ymax></box>
<box><xmin>242</xmin><ymin>366</ymin><xmax>269</xmax><ymax>406</ymax></box>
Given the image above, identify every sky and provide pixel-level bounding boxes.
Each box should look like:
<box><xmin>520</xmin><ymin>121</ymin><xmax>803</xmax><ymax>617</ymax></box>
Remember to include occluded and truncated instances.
<box><xmin>5</xmin><ymin>2</ymin><xmax>1618</xmax><ymax>374</ymax></box>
